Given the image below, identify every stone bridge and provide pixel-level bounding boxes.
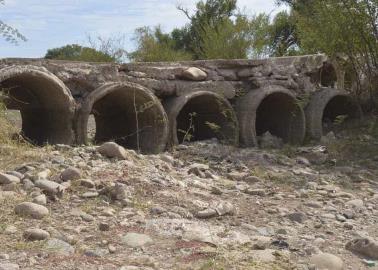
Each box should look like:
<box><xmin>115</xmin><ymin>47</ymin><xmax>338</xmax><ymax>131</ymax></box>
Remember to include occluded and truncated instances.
<box><xmin>0</xmin><ymin>54</ymin><xmax>362</xmax><ymax>153</ymax></box>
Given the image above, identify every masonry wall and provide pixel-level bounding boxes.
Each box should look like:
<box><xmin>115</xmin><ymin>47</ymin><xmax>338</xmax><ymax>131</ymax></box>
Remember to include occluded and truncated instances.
<box><xmin>0</xmin><ymin>55</ymin><xmax>360</xmax><ymax>153</ymax></box>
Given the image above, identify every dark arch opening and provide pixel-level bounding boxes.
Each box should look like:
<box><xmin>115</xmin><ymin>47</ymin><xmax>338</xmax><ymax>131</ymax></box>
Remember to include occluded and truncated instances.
<box><xmin>322</xmin><ymin>95</ymin><xmax>361</xmax><ymax>134</ymax></box>
<box><xmin>256</xmin><ymin>93</ymin><xmax>304</xmax><ymax>144</ymax></box>
<box><xmin>175</xmin><ymin>94</ymin><xmax>238</xmax><ymax>144</ymax></box>
<box><xmin>0</xmin><ymin>68</ymin><xmax>75</xmax><ymax>145</ymax></box>
<box><xmin>81</xmin><ymin>84</ymin><xmax>168</xmax><ymax>153</ymax></box>
<box><xmin>320</xmin><ymin>62</ymin><xmax>338</xmax><ymax>87</ymax></box>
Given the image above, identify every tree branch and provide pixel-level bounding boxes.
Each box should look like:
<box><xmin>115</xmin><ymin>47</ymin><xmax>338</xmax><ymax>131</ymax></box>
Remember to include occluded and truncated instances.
<box><xmin>177</xmin><ymin>5</ymin><xmax>192</xmax><ymax>20</ymax></box>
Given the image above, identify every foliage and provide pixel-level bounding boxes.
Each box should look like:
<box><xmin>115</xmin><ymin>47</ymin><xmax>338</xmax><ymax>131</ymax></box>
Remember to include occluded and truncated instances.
<box><xmin>178</xmin><ymin>112</ymin><xmax>197</xmax><ymax>143</ymax></box>
<box><xmin>177</xmin><ymin>0</ymin><xmax>238</xmax><ymax>58</ymax></box>
<box><xmin>0</xmin><ymin>0</ymin><xmax>26</xmax><ymax>44</ymax></box>
<box><xmin>268</xmin><ymin>10</ymin><xmax>300</xmax><ymax>56</ymax></box>
<box><xmin>194</xmin><ymin>14</ymin><xmax>252</xmax><ymax>59</ymax></box>
<box><xmin>128</xmin><ymin>26</ymin><xmax>193</xmax><ymax>62</ymax></box>
<box><xmin>87</xmin><ymin>34</ymin><xmax>128</xmax><ymax>63</ymax></box>
<box><xmin>45</xmin><ymin>44</ymin><xmax>115</xmax><ymax>62</ymax></box>
<box><xmin>248</xmin><ymin>13</ymin><xmax>272</xmax><ymax>59</ymax></box>
<box><xmin>128</xmin><ymin>0</ymin><xmax>306</xmax><ymax>61</ymax></box>
<box><xmin>129</xmin><ymin>0</ymin><xmax>260</xmax><ymax>61</ymax></box>
<box><xmin>277</xmin><ymin>0</ymin><xmax>378</xmax><ymax>102</ymax></box>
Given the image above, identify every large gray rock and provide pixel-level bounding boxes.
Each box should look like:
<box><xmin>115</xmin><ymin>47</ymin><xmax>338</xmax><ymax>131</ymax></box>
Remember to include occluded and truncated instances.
<box><xmin>346</xmin><ymin>238</ymin><xmax>378</xmax><ymax>259</ymax></box>
<box><xmin>14</xmin><ymin>202</ymin><xmax>49</xmax><ymax>219</ymax></box>
<box><xmin>121</xmin><ymin>233</ymin><xmax>153</xmax><ymax>248</ymax></box>
<box><xmin>0</xmin><ymin>263</ymin><xmax>19</xmax><ymax>270</ymax></box>
<box><xmin>44</xmin><ymin>238</ymin><xmax>75</xmax><ymax>255</ymax></box>
<box><xmin>309</xmin><ymin>253</ymin><xmax>344</xmax><ymax>270</ymax></box>
<box><xmin>215</xmin><ymin>201</ymin><xmax>235</xmax><ymax>216</ymax></box>
<box><xmin>0</xmin><ymin>173</ymin><xmax>20</xmax><ymax>185</ymax></box>
<box><xmin>60</xmin><ymin>167</ymin><xmax>81</xmax><ymax>181</ymax></box>
<box><xmin>35</xmin><ymin>179</ymin><xmax>65</xmax><ymax>195</ymax></box>
<box><xmin>23</xmin><ymin>228</ymin><xmax>50</xmax><ymax>241</ymax></box>
<box><xmin>345</xmin><ymin>199</ymin><xmax>364</xmax><ymax>208</ymax></box>
<box><xmin>181</xmin><ymin>67</ymin><xmax>207</xmax><ymax>81</ymax></box>
<box><xmin>98</xmin><ymin>142</ymin><xmax>128</xmax><ymax>159</ymax></box>
<box><xmin>259</xmin><ymin>131</ymin><xmax>283</xmax><ymax>149</ymax></box>
<box><xmin>286</xmin><ymin>212</ymin><xmax>307</xmax><ymax>223</ymax></box>
<box><xmin>33</xmin><ymin>194</ymin><xmax>47</xmax><ymax>205</ymax></box>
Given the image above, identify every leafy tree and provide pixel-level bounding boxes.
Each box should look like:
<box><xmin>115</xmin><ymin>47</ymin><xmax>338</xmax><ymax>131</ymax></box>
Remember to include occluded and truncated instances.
<box><xmin>177</xmin><ymin>0</ymin><xmax>238</xmax><ymax>57</ymax></box>
<box><xmin>128</xmin><ymin>26</ymin><xmax>193</xmax><ymax>62</ymax></box>
<box><xmin>87</xmin><ymin>34</ymin><xmax>128</xmax><ymax>63</ymax></box>
<box><xmin>195</xmin><ymin>14</ymin><xmax>252</xmax><ymax>59</ymax></box>
<box><xmin>268</xmin><ymin>10</ymin><xmax>300</xmax><ymax>56</ymax></box>
<box><xmin>276</xmin><ymin>0</ymin><xmax>378</xmax><ymax>102</ymax></box>
<box><xmin>45</xmin><ymin>44</ymin><xmax>115</xmax><ymax>62</ymax></box>
<box><xmin>0</xmin><ymin>0</ymin><xmax>26</xmax><ymax>44</ymax></box>
<box><xmin>129</xmin><ymin>0</ymin><xmax>256</xmax><ymax>61</ymax></box>
<box><xmin>248</xmin><ymin>13</ymin><xmax>272</xmax><ymax>58</ymax></box>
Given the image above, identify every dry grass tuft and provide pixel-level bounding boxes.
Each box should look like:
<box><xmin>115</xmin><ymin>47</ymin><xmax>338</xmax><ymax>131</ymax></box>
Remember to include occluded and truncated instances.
<box><xmin>0</xmin><ymin>101</ymin><xmax>46</xmax><ymax>170</ymax></box>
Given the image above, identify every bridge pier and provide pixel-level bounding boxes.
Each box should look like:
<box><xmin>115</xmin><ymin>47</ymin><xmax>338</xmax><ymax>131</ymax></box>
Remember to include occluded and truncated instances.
<box><xmin>305</xmin><ymin>88</ymin><xmax>362</xmax><ymax>140</ymax></box>
<box><xmin>0</xmin><ymin>65</ymin><xmax>75</xmax><ymax>145</ymax></box>
<box><xmin>76</xmin><ymin>82</ymin><xmax>169</xmax><ymax>154</ymax></box>
<box><xmin>236</xmin><ymin>85</ymin><xmax>306</xmax><ymax>147</ymax></box>
<box><xmin>163</xmin><ymin>91</ymin><xmax>239</xmax><ymax>146</ymax></box>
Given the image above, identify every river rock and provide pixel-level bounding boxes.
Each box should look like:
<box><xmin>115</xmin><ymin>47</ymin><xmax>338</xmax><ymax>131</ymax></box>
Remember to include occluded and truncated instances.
<box><xmin>121</xmin><ymin>233</ymin><xmax>153</xmax><ymax>248</ymax></box>
<box><xmin>23</xmin><ymin>228</ymin><xmax>50</xmax><ymax>241</ymax></box>
<box><xmin>181</xmin><ymin>67</ymin><xmax>207</xmax><ymax>81</ymax></box>
<box><xmin>60</xmin><ymin>167</ymin><xmax>81</xmax><ymax>181</ymax></box>
<box><xmin>309</xmin><ymin>253</ymin><xmax>344</xmax><ymax>270</ymax></box>
<box><xmin>98</xmin><ymin>142</ymin><xmax>128</xmax><ymax>159</ymax></box>
<box><xmin>0</xmin><ymin>173</ymin><xmax>20</xmax><ymax>185</ymax></box>
<box><xmin>14</xmin><ymin>202</ymin><xmax>49</xmax><ymax>219</ymax></box>
<box><xmin>346</xmin><ymin>238</ymin><xmax>378</xmax><ymax>259</ymax></box>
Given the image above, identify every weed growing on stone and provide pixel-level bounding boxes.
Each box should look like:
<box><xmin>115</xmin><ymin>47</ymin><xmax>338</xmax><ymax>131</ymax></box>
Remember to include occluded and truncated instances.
<box><xmin>178</xmin><ymin>112</ymin><xmax>197</xmax><ymax>143</ymax></box>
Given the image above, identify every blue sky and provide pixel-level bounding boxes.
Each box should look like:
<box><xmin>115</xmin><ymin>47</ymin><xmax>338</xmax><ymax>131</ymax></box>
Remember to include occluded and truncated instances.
<box><xmin>0</xmin><ymin>0</ymin><xmax>285</xmax><ymax>58</ymax></box>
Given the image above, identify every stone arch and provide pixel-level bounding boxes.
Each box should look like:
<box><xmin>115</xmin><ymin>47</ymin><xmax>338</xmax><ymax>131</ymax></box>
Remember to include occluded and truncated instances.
<box><xmin>163</xmin><ymin>91</ymin><xmax>238</xmax><ymax>146</ymax></box>
<box><xmin>76</xmin><ymin>82</ymin><xmax>169</xmax><ymax>154</ymax></box>
<box><xmin>305</xmin><ymin>88</ymin><xmax>362</xmax><ymax>140</ymax></box>
<box><xmin>0</xmin><ymin>65</ymin><xmax>75</xmax><ymax>145</ymax></box>
<box><xmin>236</xmin><ymin>85</ymin><xmax>306</xmax><ymax>147</ymax></box>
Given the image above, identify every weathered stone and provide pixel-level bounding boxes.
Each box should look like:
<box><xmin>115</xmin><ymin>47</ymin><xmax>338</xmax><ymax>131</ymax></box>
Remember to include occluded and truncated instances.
<box><xmin>215</xmin><ymin>201</ymin><xmax>235</xmax><ymax>216</ymax></box>
<box><xmin>121</xmin><ymin>233</ymin><xmax>153</xmax><ymax>248</ymax></box>
<box><xmin>35</xmin><ymin>179</ymin><xmax>65</xmax><ymax>195</ymax></box>
<box><xmin>23</xmin><ymin>228</ymin><xmax>50</xmax><ymax>241</ymax></box>
<box><xmin>251</xmin><ymin>249</ymin><xmax>277</xmax><ymax>263</ymax></box>
<box><xmin>245</xmin><ymin>189</ymin><xmax>266</xmax><ymax>196</ymax></box>
<box><xmin>22</xmin><ymin>179</ymin><xmax>35</xmax><ymax>190</ymax></box>
<box><xmin>6</xmin><ymin>171</ymin><xmax>23</xmax><ymax>179</ymax></box>
<box><xmin>81</xmin><ymin>191</ymin><xmax>99</xmax><ymax>198</ymax></box>
<box><xmin>80</xmin><ymin>179</ymin><xmax>96</xmax><ymax>188</ymax></box>
<box><xmin>0</xmin><ymin>173</ymin><xmax>20</xmax><ymax>185</ymax></box>
<box><xmin>98</xmin><ymin>142</ymin><xmax>128</xmax><ymax>159</ymax></box>
<box><xmin>99</xmin><ymin>222</ymin><xmax>110</xmax><ymax>231</ymax></box>
<box><xmin>259</xmin><ymin>131</ymin><xmax>283</xmax><ymax>149</ymax></box>
<box><xmin>309</xmin><ymin>253</ymin><xmax>344</xmax><ymax>270</ymax></box>
<box><xmin>0</xmin><ymin>263</ymin><xmax>19</xmax><ymax>270</ymax></box>
<box><xmin>14</xmin><ymin>202</ymin><xmax>49</xmax><ymax>219</ymax></box>
<box><xmin>181</xmin><ymin>67</ymin><xmax>207</xmax><ymax>81</ymax></box>
<box><xmin>346</xmin><ymin>199</ymin><xmax>364</xmax><ymax>208</ymax></box>
<box><xmin>60</xmin><ymin>167</ymin><xmax>81</xmax><ymax>181</ymax></box>
<box><xmin>33</xmin><ymin>194</ymin><xmax>47</xmax><ymax>205</ymax></box>
<box><xmin>81</xmin><ymin>213</ymin><xmax>95</xmax><ymax>222</ymax></box>
<box><xmin>196</xmin><ymin>208</ymin><xmax>218</xmax><ymax>219</ymax></box>
<box><xmin>44</xmin><ymin>238</ymin><xmax>75</xmax><ymax>255</ymax></box>
<box><xmin>286</xmin><ymin>212</ymin><xmax>307</xmax><ymax>223</ymax></box>
<box><xmin>346</xmin><ymin>238</ymin><xmax>378</xmax><ymax>259</ymax></box>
